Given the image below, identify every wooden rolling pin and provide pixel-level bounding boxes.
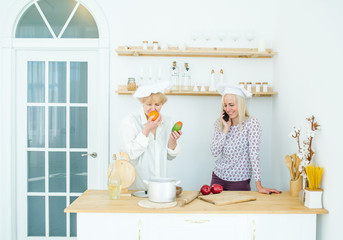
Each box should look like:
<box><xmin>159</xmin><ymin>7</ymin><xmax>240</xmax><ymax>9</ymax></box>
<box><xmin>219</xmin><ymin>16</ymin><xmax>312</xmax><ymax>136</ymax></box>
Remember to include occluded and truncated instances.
<box><xmin>179</xmin><ymin>191</ymin><xmax>200</xmax><ymax>207</ymax></box>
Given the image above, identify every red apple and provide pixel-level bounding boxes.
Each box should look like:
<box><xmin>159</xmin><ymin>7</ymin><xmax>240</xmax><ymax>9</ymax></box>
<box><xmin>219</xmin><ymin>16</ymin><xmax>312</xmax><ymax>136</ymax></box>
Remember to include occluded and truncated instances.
<box><xmin>211</xmin><ymin>184</ymin><xmax>223</xmax><ymax>194</ymax></box>
<box><xmin>200</xmin><ymin>184</ymin><xmax>211</xmax><ymax>195</ymax></box>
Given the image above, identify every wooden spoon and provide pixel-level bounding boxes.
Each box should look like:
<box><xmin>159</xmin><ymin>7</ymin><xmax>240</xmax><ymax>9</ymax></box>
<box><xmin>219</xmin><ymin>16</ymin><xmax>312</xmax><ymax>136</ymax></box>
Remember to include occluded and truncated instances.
<box><xmin>284</xmin><ymin>155</ymin><xmax>295</xmax><ymax>180</ymax></box>
<box><xmin>292</xmin><ymin>153</ymin><xmax>301</xmax><ymax>180</ymax></box>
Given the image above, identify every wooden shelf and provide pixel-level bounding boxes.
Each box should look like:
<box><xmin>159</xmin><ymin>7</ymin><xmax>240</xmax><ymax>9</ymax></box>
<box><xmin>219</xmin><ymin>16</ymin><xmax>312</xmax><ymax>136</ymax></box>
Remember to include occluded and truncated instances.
<box><xmin>116</xmin><ymin>85</ymin><xmax>277</xmax><ymax>97</ymax></box>
<box><xmin>115</xmin><ymin>46</ymin><xmax>276</xmax><ymax>58</ymax></box>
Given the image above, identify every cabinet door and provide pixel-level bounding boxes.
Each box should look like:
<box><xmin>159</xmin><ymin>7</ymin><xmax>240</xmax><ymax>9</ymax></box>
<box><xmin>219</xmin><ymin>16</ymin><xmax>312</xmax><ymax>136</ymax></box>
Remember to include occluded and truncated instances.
<box><xmin>247</xmin><ymin>214</ymin><xmax>316</xmax><ymax>240</ymax></box>
<box><xmin>141</xmin><ymin>214</ymin><xmax>249</xmax><ymax>240</ymax></box>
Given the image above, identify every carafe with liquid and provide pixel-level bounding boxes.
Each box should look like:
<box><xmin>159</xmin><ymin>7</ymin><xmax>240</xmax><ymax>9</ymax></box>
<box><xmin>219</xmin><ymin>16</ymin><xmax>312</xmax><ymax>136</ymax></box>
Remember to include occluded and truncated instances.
<box><xmin>107</xmin><ymin>159</ymin><xmax>122</xmax><ymax>199</ymax></box>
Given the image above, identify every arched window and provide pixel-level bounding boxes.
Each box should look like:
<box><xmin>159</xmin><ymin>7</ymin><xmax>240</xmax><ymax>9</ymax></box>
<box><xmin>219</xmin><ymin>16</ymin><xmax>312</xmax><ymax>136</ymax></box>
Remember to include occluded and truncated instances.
<box><xmin>15</xmin><ymin>0</ymin><xmax>99</xmax><ymax>38</ymax></box>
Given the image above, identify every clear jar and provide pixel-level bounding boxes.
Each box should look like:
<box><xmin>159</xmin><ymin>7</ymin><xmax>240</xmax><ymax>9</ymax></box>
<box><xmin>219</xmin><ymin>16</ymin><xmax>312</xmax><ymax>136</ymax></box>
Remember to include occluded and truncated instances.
<box><xmin>153</xmin><ymin>41</ymin><xmax>159</xmax><ymax>50</ymax></box>
<box><xmin>239</xmin><ymin>82</ymin><xmax>245</xmax><ymax>89</ymax></box>
<box><xmin>142</xmin><ymin>41</ymin><xmax>148</xmax><ymax>50</ymax></box>
<box><xmin>127</xmin><ymin>78</ymin><xmax>137</xmax><ymax>91</ymax></box>
<box><xmin>263</xmin><ymin>82</ymin><xmax>269</xmax><ymax>92</ymax></box>
<box><xmin>246</xmin><ymin>82</ymin><xmax>252</xmax><ymax>92</ymax></box>
<box><xmin>255</xmin><ymin>82</ymin><xmax>261</xmax><ymax>92</ymax></box>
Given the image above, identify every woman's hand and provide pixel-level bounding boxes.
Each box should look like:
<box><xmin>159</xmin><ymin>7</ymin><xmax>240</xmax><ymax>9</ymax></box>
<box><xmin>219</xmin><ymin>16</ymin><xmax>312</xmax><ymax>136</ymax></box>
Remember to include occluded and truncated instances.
<box><xmin>256</xmin><ymin>181</ymin><xmax>281</xmax><ymax>194</ymax></box>
<box><xmin>221</xmin><ymin>112</ymin><xmax>232</xmax><ymax>134</ymax></box>
<box><xmin>142</xmin><ymin>114</ymin><xmax>162</xmax><ymax>137</ymax></box>
<box><xmin>168</xmin><ymin>130</ymin><xmax>183</xmax><ymax>150</ymax></box>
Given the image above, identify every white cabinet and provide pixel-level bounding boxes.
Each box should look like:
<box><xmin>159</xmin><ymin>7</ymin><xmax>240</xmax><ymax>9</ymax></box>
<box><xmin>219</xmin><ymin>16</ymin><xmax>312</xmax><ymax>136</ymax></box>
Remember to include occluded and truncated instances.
<box><xmin>77</xmin><ymin>213</ymin><xmax>316</xmax><ymax>240</ymax></box>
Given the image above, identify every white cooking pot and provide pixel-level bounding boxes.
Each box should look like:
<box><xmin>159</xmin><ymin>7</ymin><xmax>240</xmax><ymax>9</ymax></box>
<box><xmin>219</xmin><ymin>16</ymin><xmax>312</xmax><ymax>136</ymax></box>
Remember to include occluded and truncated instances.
<box><xmin>143</xmin><ymin>177</ymin><xmax>181</xmax><ymax>203</ymax></box>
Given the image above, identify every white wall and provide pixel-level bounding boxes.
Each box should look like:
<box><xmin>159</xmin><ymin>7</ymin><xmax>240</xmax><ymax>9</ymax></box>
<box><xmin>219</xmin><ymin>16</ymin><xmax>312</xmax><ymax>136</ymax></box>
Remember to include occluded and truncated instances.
<box><xmin>1</xmin><ymin>0</ymin><xmax>342</xmax><ymax>240</ymax></box>
<box><xmin>272</xmin><ymin>0</ymin><xmax>343</xmax><ymax>239</ymax></box>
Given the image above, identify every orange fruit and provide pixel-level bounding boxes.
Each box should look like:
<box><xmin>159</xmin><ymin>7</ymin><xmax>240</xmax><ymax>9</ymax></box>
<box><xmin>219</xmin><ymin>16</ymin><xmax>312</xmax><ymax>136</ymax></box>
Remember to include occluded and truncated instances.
<box><xmin>148</xmin><ymin>111</ymin><xmax>159</xmax><ymax>121</ymax></box>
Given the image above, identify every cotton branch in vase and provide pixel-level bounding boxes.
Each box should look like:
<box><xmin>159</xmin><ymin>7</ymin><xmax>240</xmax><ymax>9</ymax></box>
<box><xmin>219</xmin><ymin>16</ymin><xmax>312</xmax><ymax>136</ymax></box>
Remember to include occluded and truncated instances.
<box><xmin>289</xmin><ymin>115</ymin><xmax>320</xmax><ymax>177</ymax></box>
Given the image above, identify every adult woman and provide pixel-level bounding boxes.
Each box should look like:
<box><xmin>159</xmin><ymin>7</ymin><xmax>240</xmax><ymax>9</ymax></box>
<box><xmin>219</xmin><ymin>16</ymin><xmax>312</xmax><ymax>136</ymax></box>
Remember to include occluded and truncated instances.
<box><xmin>120</xmin><ymin>81</ymin><xmax>182</xmax><ymax>190</ymax></box>
<box><xmin>210</xmin><ymin>84</ymin><xmax>279</xmax><ymax>194</ymax></box>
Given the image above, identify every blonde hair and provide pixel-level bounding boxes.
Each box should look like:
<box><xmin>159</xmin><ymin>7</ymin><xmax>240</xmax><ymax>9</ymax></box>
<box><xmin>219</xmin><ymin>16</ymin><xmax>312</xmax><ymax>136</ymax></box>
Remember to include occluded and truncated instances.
<box><xmin>138</xmin><ymin>92</ymin><xmax>168</xmax><ymax>105</ymax></box>
<box><xmin>220</xmin><ymin>94</ymin><xmax>250</xmax><ymax>129</ymax></box>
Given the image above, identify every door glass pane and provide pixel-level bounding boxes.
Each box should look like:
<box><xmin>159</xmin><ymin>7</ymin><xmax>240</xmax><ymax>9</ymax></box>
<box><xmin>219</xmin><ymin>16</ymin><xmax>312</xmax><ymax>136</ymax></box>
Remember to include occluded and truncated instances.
<box><xmin>62</xmin><ymin>4</ymin><xmax>99</xmax><ymax>38</ymax></box>
<box><xmin>70</xmin><ymin>62</ymin><xmax>88</xmax><ymax>103</ymax></box>
<box><xmin>37</xmin><ymin>0</ymin><xmax>77</xmax><ymax>37</ymax></box>
<box><xmin>28</xmin><ymin>196</ymin><xmax>46</xmax><ymax>236</ymax></box>
<box><xmin>49</xmin><ymin>152</ymin><xmax>66</xmax><ymax>192</ymax></box>
<box><xmin>27</xmin><ymin>106</ymin><xmax>45</xmax><ymax>148</ymax></box>
<box><xmin>49</xmin><ymin>196</ymin><xmax>66</xmax><ymax>236</ymax></box>
<box><xmin>49</xmin><ymin>106</ymin><xmax>66</xmax><ymax>148</ymax></box>
<box><xmin>28</xmin><ymin>61</ymin><xmax>45</xmax><ymax>103</ymax></box>
<box><xmin>15</xmin><ymin>4</ymin><xmax>52</xmax><ymax>38</ymax></box>
<box><xmin>70</xmin><ymin>152</ymin><xmax>87</xmax><ymax>193</ymax></box>
<box><xmin>70</xmin><ymin>107</ymin><xmax>87</xmax><ymax>148</ymax></box>
<box><xmin>28</xmin><ymin>151</ymin><xmax>45</xmax><ymax>192</ymax></box>
<box><xmin>49</xmin><ymin>62</ymin><xmax>66</xmax><ymax>103</ymax></box>
<box><xmin>70</xmin><ymin>196</ymin><xmax>78</xmax><ymax>237</ymax></box>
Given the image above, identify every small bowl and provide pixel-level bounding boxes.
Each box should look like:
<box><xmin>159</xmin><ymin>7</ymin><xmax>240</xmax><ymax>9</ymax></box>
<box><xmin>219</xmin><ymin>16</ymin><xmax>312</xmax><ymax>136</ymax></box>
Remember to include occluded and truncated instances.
<box><xmin>176</xmin><ymin>186</ymin><xmax>183</xmax><ymax>196</ymax></box>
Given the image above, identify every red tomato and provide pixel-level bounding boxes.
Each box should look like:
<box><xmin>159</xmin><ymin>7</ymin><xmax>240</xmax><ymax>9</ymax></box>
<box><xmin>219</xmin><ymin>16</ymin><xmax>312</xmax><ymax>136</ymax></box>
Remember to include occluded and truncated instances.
<box><xmin>148</xmin><ymin>111</ymin><xmax>159</xmax><ymax>121</ymax></box>
<box><xmin>211</xmin><ymin>184</ymin><xmax>223</xmax><ymax>194</ymax></box>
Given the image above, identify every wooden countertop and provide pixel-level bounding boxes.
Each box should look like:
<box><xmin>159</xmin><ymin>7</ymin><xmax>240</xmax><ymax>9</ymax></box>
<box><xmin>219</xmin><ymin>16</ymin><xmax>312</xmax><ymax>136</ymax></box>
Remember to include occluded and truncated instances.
<box><xmin>64</xmin><ymin>190</ymin><xmax>328</xmax><ymax>214</ymax></box>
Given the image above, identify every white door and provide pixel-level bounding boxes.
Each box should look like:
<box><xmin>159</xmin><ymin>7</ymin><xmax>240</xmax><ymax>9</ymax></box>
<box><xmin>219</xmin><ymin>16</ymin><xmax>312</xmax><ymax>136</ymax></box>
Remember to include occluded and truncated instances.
<box><xmin>15</xmin><ymin>50</ymin><xmax>108</xmax><ymax>239</ymax></box>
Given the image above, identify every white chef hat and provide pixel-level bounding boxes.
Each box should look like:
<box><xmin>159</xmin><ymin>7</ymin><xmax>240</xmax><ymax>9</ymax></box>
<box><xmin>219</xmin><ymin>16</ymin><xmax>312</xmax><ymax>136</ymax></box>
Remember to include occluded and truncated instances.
<box><xmin>133</xmin><ymin>81</ymin><xmax>172</xmax><ymax>98</ymax></box>
<box><xmin>216</xmin><ymin>83</ymin><xmax>252</xmax><ymax>98</ymax></box>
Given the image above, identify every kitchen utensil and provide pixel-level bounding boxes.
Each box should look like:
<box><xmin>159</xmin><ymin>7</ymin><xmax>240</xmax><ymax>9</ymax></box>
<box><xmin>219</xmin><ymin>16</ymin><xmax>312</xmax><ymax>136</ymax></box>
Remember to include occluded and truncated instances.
<box><xmin>109</xmin><ymin>152</ymin><xmax>136</xmax><ymax>194</ymax></box>
<box><xmin>133</xmin><ymin>190</ymin><xmax>148</xmax><ymax>198</ymax></box>
<box><xmin>138</xmin><ymin>199</ymin><xmax>177</xmax><ymax>209</ymax></box>
<box><xmin>143</xmin><ymin>177</ymin><xmax>181</xmax><ymax>203</ymax></box>
<box><xmin>178</xmin><ymin>191</ymin><xmax>200</xmax><ymax>207</ymax></box>
<box><xmin>292</xmin><ymin>153</ymin><xmax>301</xmax><ymax>180</ymax></box>
<box><xmin>284</xmin><ymin>155</ymin><xmax>295</xmax><ymax>180</ymax></box>
<box><xmin>198</xmin><ymin>192</ymin><xmax>256</xmax><ymax>206</ymax></box>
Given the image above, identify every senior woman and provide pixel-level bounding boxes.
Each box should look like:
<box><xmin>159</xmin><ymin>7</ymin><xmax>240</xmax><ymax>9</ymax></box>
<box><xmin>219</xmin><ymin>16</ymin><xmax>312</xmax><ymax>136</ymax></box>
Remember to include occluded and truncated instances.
<box><xmin>210</xmin><ymin>84</ymin><xmax>280</xmax><ymax>194</ymax></box>
<box><xmin>120</xmin><ymin>81</ymin><xmax>182</xmax><ymax>190</ymax></box>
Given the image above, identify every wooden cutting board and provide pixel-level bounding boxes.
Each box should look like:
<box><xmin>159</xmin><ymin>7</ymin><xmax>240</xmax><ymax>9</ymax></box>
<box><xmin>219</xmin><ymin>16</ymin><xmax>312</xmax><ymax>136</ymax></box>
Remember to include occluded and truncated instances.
<box><xmin>198</xmin><ymin>191</ymin><xmax>256</xmax><ymax>206</ymax></box>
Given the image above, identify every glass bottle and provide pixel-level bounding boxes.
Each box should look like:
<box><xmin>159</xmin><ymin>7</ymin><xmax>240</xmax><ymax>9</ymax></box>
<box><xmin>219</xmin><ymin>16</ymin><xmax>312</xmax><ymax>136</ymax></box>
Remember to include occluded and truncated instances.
<box><xmin>182</xmin><ymin>63</ymin><xmax>191</xmax><ymax>91</ymax></box>
<box><xmin>219</xmin><ymin>69</ymin><xmax>224</xmax><ymax>84</ymax></box>
<box><xmin>170</xmin><ymin>61</ymin><xmax>179</xmax><ymax>91</ymax></box>
<box><xmin>209</xmin><ymin>69</ymin><xmax>216</xmax><ymax>91</ymax></box>
<box><xmin>107</xmin><ymin>159</ymin><xmax>122</xmax><ymax>199</ymax></box>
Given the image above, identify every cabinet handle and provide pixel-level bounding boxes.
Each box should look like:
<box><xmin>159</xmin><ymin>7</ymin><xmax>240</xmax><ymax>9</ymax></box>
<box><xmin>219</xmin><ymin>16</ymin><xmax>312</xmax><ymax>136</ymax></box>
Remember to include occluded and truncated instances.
<box><xmin>138</xmin><ymin>219</ymin><xmax>141</xmax><ymax>240</ymax></box>
<box><xmin>184</xmin><ymin>219</ymin><xmax>210</xmax><ymax>224</ymax></box>
<box><xmin>252</xmin><ymin>220</ymin><xmax>256</xmax><ymax>240</ymax></box>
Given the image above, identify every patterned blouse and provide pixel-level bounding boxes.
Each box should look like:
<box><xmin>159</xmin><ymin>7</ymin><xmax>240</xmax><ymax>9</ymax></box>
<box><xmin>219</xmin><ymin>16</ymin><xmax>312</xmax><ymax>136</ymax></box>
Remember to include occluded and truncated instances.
<box><xmin>210</xmin><ymin>117</ymin><xmax>262</xmax><ymax>182</ymax></box>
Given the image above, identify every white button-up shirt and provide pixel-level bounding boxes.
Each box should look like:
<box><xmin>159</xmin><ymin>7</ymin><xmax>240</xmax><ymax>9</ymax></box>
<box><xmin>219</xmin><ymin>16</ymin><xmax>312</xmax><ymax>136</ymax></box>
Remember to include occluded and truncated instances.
<box><xmin>120</xmin><ymin>107</ymin><xmax>180</xmax><ymax>190</ymax></box>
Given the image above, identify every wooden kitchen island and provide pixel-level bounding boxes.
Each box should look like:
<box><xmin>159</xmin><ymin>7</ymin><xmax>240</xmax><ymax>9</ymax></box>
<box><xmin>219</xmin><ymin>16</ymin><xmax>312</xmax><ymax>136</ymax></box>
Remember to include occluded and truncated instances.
<box><xmin>65</xmin><ymin>190</ymin><xmax>327</xmax><ymax>240</ymax></box>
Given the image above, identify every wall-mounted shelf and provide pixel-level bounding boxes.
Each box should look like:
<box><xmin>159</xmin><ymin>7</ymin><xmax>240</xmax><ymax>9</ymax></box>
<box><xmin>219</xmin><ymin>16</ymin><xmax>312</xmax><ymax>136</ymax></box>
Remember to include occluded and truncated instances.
<box><xmin>115</xmin><ymin>46</ymin><xmax>276</xmax><ymax>58</ymax></box>
<box><xmin>116</xmin><ymin>85</ymin><xmax>277</xmax><ymax>97</ymax></box>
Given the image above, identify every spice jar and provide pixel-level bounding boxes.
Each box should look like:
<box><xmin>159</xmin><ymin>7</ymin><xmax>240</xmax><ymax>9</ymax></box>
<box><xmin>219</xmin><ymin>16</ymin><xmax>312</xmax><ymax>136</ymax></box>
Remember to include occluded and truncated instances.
<box><xmin>142</xmin><ymin>41</ymin><xmax>148</xmax><ymax>50</ymax></box>
<box><xmin>263</xmin><ymin>82</ymin><xmax>269</xmax><ymax>92</ymax></box>
<box><xmin>127</xmin><ymin>78</ymin><xmax>137</xmax><ymax>91</ymax></box>
<box><xmin>153</xmin><ymin>41</ymin><xmax>159</xmax><ymax>50</ymax></box>
<box><xmin>255</xmin><ymin>82</ymin><xmax>261</xmax><ymax>92</ymax></box>
<box><xmin>239</xmin><ymin>82</ymin><xmax>245</xmax><ymax>89</ymax></box>
<box><xmin>246</xmin><ymin>82</ymin><xmax>252</xmax><ymax>92</ymax></box>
